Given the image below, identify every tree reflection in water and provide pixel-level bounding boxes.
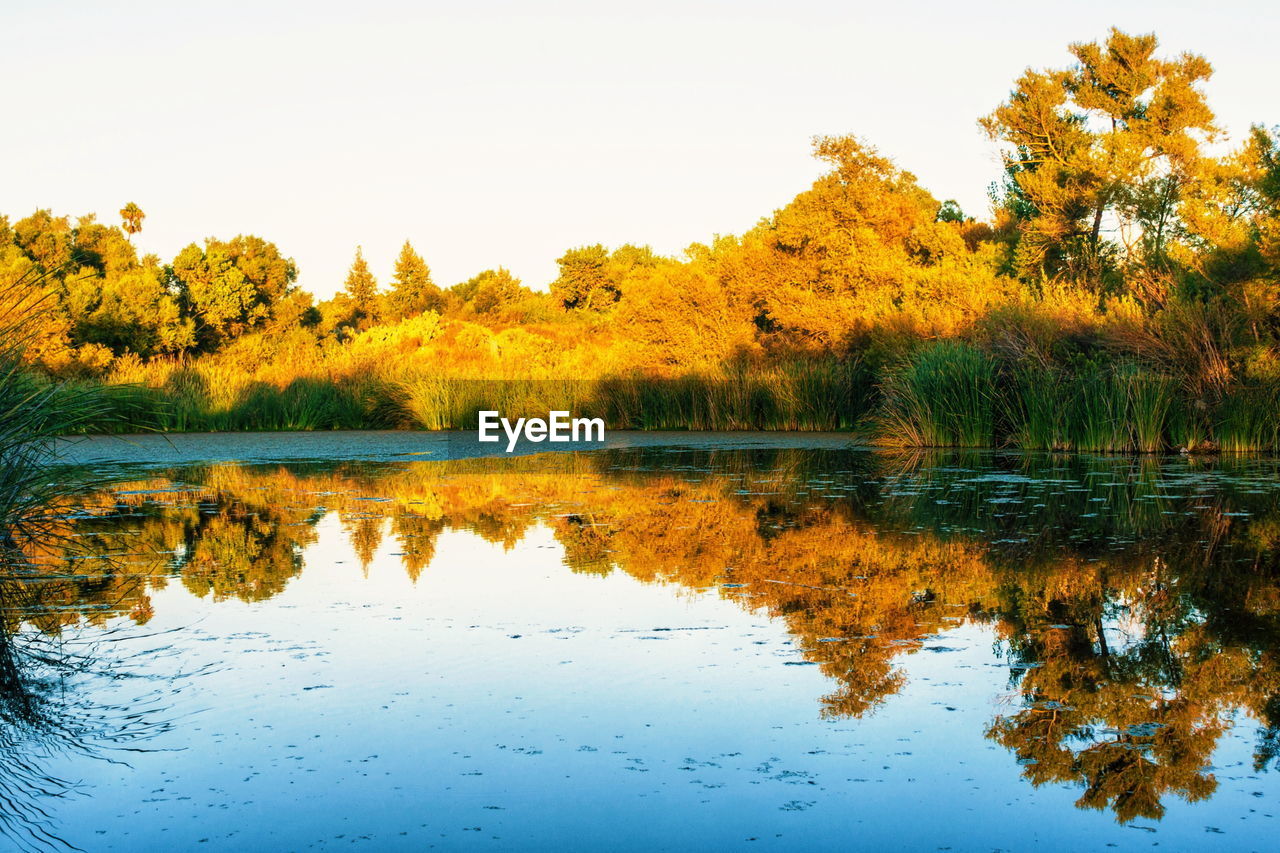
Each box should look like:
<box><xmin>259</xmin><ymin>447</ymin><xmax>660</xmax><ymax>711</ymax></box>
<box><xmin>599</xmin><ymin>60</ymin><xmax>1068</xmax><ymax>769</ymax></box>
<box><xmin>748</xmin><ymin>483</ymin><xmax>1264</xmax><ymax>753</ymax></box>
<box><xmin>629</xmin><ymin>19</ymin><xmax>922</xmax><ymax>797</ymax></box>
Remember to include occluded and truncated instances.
<box><xmin>13</xmin><ymin>448</ymin><xmax>1280</xmax><ymax>827</ymax></box>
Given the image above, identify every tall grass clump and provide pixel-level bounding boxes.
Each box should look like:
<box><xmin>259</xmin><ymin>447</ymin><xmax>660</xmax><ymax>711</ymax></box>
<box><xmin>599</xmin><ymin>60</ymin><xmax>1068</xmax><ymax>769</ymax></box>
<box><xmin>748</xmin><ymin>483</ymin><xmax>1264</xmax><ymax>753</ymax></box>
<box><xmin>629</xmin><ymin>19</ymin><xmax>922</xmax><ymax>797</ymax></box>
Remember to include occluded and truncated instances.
<box><xmin>1070</xmin><ymin>362</ymin><xmax>1132</xmax><ymax>453</ymax></box>
<box><xmin>589</xmin><ymin>358</ymin><xmax>866</xmax><ymax>431</ymax></box>
<box><xmin>878</xmin><ymin>341</ymin><xmax>995</xmax><ymax>447</ymax></box>
<box><xmin>1002</xmin><ymin>361</ymin><xmax>1177</xmax><ymax>453</ymax></box>
<box><xmin>772</xmin><ymin>358</ymin><xmax>868</xmax><ymax>430</ymax></box>
<box><xmin>1066</xmin><ymin>363</ymin><xmax>1176</xmax><ymax>453</ymax></box>
<box><xmin>391</xmin><ymin>357</ymin><xmax>869</xmax><ymax>432</ymax></box>
<box><xmin>1120</xmin><ymin>366</ymin><xmax>1176</xmax><ymax>454</ymax></box>
<box><xmin>1004</xmin><ymin>365</ymin><xmax>1072</xmax><ymax>450</ymax></box>
<box><xmin>396</xmin><ymin>376</ymin><xmax>590</xmax><ymax>430</ymax></box>
<box><xmin>1215</xmin><ymin>383</ymin><xmax>1280</xmax><ymax>452</ymax></box>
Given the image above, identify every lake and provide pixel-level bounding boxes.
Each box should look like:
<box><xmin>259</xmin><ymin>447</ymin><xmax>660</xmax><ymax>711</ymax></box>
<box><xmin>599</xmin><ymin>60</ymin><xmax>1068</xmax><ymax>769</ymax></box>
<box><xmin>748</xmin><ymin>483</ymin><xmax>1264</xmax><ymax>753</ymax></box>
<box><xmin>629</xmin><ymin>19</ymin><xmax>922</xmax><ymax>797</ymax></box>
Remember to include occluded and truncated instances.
<box><xmin>3</xmin><ymin>432</ymin><xmax>1279</xmax><ymax>851</ymax></box>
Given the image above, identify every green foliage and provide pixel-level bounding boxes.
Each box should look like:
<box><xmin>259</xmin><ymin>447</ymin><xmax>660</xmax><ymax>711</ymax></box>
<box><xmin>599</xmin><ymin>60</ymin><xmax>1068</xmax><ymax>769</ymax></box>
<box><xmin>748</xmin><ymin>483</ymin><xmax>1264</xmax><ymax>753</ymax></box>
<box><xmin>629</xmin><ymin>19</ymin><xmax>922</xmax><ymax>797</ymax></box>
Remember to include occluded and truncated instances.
<box><xmin>1122</xmin><ymin>366</ymin><xmax>1177</xmax><ymax>454</ymax></box>
<box><xmin>878</xmin><ymin>342</ymin><xmax>995</xmax><ymax>447</ymax></box>
<box><xmin>1005</xmin><ymin>365</ymin><xmax>1072</xmax><ymax>451</ymax></box>
<box><xmin>1003</xmin><ymin>361</ymin><xmax>1178</xmax><ymax>453</ymax></box>
<box><xmin>169</xmin><ymin>235</ymin><xmax>298</xmax><ymax>349</ymax></box>
<box><xmin>68</xmin><ymin>262</ymin><xmax>194</xmax><ymax>356</ymax></box>
<box><xmin>1215</xmin><ymin>383</ymin><xmax>1280</xmax><ymax>452</ymax></box>
<box><xmin>1071</xmin><ymin>363</ymin><xmax>1133</xmax><ymax>453</ymax></box>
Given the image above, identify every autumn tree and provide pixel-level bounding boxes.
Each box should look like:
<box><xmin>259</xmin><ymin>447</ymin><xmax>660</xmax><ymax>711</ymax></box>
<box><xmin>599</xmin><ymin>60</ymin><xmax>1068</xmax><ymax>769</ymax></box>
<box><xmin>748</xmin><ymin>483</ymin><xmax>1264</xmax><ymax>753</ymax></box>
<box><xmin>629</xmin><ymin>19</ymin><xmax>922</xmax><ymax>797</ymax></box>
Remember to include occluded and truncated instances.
<box><xmin>12</xmin><ymin>210</ymin><xmax>73</xmax><ymax>271</ymax></box>
<box><xmin>71</xmin><ymin>214</ymin><xmax>139</xmax><ymax>275</ymax></box>
<box><xmin>696</xmin><ymin>135</ymin><xmax>1002</xmax><ymax>352</ymax></box>
<box><xmin>0</xmin><ymin>238</ymin><xmax>77</xmax><ymax>369</ymax></box>
<box><xmin>343</xmin><ymin>246</ymin><xmax>378</xmax><ymax>307</ymax></box>
<box><xmin>387</xmin><ymin>240</ymin><xmax>443</xmax><ymax>318</ymax></box>
<box><xmin>328</xmin><ymin>245</ymin><xmax>383</xmax><ymax>334</ymax></box>
<box><xmin>616</xmin><ymin>261</ymin><xmax>754</xmax><ymax>368</ymax></box>
<box><xmin>981</xmin><ymin>28</ymin><xmax>1217</xmax><ymax>290</ymax></box>
<box><xmin>1</xmin><ymin>209</ymin><xmax>195</xmax><ymax>365</ymax></box>
<box><xmin>1176</xmin><ymin>125</ymin><xmax>1280</xmax><ymax>338</ymax></box>
<box><xmin>452</xmin><ymin>268</ymin><xmax>525</xmax><ymax>314</ymax></box>
<box><xmin>65</xmin><ymin>260</ymin><xmax>194</xmax><ymax>357</ymax></box>
<box><xmin>551</xmin><ymin>244</ymin><xmax>660</xmax><ymax>311</ymax></box>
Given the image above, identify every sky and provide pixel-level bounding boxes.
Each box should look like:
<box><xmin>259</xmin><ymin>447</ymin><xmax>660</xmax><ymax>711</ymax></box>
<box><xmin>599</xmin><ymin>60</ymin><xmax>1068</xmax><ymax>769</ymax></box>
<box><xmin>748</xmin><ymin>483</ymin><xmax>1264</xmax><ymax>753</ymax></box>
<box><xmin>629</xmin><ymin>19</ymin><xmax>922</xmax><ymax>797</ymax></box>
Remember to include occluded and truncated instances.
<box><xmin>1</xmin><ymin>0</ymin><xmax>1275</xmax><ymax>298</ymax></box>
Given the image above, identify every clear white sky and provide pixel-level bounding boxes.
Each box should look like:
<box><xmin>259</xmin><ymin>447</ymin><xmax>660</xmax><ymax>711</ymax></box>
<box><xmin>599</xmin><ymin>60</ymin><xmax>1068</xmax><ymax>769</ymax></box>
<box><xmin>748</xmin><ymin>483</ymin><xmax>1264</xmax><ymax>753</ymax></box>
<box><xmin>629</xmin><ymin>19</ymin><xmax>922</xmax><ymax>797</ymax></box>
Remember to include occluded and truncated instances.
<box><xmin>1</xmin><ymin>1</ymin><xmax>1274</xmax><ymax>298</ymax></box>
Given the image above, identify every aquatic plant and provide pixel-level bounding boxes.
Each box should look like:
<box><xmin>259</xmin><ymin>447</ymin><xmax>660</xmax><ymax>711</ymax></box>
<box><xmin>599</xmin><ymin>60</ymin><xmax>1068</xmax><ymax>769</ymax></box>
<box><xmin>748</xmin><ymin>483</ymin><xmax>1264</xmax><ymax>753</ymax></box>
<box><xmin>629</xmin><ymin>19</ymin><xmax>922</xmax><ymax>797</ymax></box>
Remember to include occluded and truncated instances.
<box><xmin>1121</xmin><ymin>365</ymin><xmax>1177</xmax><ymax>454</ymax></box>
<box><xmin>1215</xmin><ymin>382</ymin><xmax>1280</xmax><ymax>452</ymax></box>
<box><xmin>1004</xmin><ymin>365</ymin><xmax>1071</xmax><ymax>450</ymax></box>
<box><xmin>388</xmin><ymin>360</ymin><xmax>868</xmax><ymax>433</ymax></box>
<box><xmin>878</xmin><ymin>341</ymin><xmax>995</xmax><ymax>447</ymax></box>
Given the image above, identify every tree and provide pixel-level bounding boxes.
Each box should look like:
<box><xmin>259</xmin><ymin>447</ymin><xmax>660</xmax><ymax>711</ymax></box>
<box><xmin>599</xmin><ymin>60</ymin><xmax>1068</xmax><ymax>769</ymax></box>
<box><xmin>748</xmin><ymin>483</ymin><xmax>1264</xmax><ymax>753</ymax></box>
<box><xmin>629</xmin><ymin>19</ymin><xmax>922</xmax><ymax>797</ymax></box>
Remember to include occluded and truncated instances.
<box><xmin>1</xmin><ymin>209</ymin><xmax>196</xmax><ymax>365</ymax></box>
<box><xmin>936</xmin><ymin>200</ymin><xmax>966</xmax><ymax>223</ymax></box>
<box><xmin>453</xmin><ymin>268</ymin><xmax>524</xmax><ymax>314</ymax></box>
<box><xmin>616</xmin><ymin>262</ymin><xmax>754</xmax><ymax>367</ymax></box>
<box><xmin>552</xmin><ymin>244</ymin><xmax>611</xmax><ymax>309</ymax></box>
<box><xmin>68</xmin><ymin>261</ymin><xmax>194</xmax><ymax>357</ymax></box>
<box><xmin>119</xmin><ymin>202</ymin><xmax>145</xmax><ymax>241</ymax></box>
<box><xmin>12</xmin><ymin>210</ymin><xmax>73</xmax><ymax>271</ymax></box>
<box><xmin>981</xmin><ymin>28</ymin><xmax>1217</xmax><ymax>289</ymax></box>
<box><xmin>1149</xmin><ymin>124</ymin><xmax>1280</xmax><ymax>346</ymax></box>
<box><xmin>73</xmin><ymin>214</ymin><xmax>138</xmax><ymax>274</ymax></box>
<box><xmin>168</xmin><ymin>235</ymin><xmax>298</xmax><ymax>349</ymax></box>
<box><xmin>343</xmin><ymin>246</ymin><xmax>378</xmax><ymax>309</ymax></box>
<box><xmin>697</xmin><ymin>135</ymin><xmax>994</xmax><ymax>351</ymax></box>
<box><xmin>387</xmin><ymin>240</ymin><xmax>442</xmax><ymax>318</ymax></box>
<box><xmin>551</xmin><ymin>244</ymin><xmax>660</xmax><ymax>311</ymax></box>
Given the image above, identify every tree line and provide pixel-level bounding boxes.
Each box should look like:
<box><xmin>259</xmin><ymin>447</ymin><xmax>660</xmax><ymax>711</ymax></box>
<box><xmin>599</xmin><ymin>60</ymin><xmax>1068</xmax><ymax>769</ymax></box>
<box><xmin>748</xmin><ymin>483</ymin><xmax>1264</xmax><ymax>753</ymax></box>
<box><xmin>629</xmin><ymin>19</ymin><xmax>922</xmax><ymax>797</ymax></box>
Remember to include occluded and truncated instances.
<box><xmin>3</xmin><ymin>28</ymin><xmax>1279</xmax><ymax>446</ymax></box>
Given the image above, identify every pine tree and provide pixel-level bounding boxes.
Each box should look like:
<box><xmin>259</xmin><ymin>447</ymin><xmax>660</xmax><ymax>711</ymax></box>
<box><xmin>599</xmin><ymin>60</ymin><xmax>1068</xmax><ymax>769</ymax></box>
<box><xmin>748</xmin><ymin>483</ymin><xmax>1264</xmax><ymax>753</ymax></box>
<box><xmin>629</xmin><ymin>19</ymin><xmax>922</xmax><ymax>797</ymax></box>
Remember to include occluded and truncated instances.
<box><xmin>389</xmin><ymin>240</ymin><xmax>442</xmax><ymax>318</ymax></box>
<box><xmin>343</xmin><ymin>246</ymin><xmax>378</xmax><ymax>310</ymax></box>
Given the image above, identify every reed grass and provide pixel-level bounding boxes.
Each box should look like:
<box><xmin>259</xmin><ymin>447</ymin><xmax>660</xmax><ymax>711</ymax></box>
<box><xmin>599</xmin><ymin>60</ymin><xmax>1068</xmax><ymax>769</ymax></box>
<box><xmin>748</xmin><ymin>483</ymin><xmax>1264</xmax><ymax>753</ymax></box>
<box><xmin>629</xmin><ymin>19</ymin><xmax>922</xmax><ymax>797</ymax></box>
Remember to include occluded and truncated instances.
<box><xmin>1215</xmin><ymin>383</ymin><xmax>1280</xmax><ymax>452</ymax></box>
<box><xmin>1122</xmin><ymin>366</ymin><xmax>1176</xmax><ymax>454</ymax></box>
<box><xmin>33</xmin><ymin>321</ymin><xmax>1278</xmax><ymax>455</ymax></box>
<box><xmin>392</xmin><ymin>359</ymin><xmax>869</xmax><ymax>432</ymax></box>
<box><xmin>1001</xmin><ymin>361</ymin><xmax>1178</xmax><ymax>453</ymax></box>
<box><xmin>1071</xmin><ymin>363</ymin><xmax>1131</xmax><ymax>452</ymax></box>
<box><xmin>1004</xmin><ymin>366</ymin><xmax>1071</xmax><ymax>450</ymax></box>
<box><xmin>877</xmin><ymin>341</ymin><xmax>995</xmax><ymax>447</ymax></box>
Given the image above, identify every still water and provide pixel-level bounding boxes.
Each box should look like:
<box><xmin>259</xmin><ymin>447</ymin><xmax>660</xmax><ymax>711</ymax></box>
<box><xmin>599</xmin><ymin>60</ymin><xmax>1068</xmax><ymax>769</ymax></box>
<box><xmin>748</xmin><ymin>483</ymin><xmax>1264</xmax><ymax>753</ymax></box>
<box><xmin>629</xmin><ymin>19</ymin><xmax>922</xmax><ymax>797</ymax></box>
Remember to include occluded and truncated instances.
<box><xmin>4</xmin><ymin>434</ymin><xmax>1280</xmax><ymax>851</ymax></box>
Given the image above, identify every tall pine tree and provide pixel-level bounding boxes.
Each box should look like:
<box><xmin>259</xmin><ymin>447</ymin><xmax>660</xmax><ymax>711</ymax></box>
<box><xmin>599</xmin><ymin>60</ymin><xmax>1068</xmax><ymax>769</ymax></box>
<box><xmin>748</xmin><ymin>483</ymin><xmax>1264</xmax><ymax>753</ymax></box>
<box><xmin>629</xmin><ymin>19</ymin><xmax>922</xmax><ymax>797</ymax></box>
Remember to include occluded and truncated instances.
<box><xmin>343</xmin><ymin>246</ymin><xmax>378</xmax><ymax>308</ymax></box>
<box><xmin>388</xmin><ymin>240</ymin><xmax>443</xmax><ymax>318</ymax></box>
<box><xmin>342</xmin><ymin>246</ymin><xmax>379</xmax><ymax>327</ymax></box>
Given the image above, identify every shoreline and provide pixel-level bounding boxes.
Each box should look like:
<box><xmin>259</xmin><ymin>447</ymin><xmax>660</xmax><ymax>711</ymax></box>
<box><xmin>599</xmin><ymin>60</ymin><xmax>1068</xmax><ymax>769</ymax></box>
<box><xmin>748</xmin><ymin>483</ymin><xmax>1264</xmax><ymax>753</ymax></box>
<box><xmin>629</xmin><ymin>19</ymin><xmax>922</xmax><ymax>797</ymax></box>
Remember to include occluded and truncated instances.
<box><xmin>54</xmin><ymin>429</ymin><xmax>874</xmax><ymax>468</ymax></box>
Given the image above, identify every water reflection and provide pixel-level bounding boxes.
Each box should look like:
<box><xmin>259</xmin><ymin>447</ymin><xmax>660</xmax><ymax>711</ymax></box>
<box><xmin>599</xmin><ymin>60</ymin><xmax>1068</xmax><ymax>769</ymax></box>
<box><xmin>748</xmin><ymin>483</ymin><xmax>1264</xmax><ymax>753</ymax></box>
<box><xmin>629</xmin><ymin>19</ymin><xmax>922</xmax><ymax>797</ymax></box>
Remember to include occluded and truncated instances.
<box><xmin>9</xmin><ymin>448</ymin><xmax>1280</xmax><ymax>829</ymax></box>
<box><xmin>0</xmin><ymin>560</ymin><xmax>178</xmax><ymax>851</ymax></box>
